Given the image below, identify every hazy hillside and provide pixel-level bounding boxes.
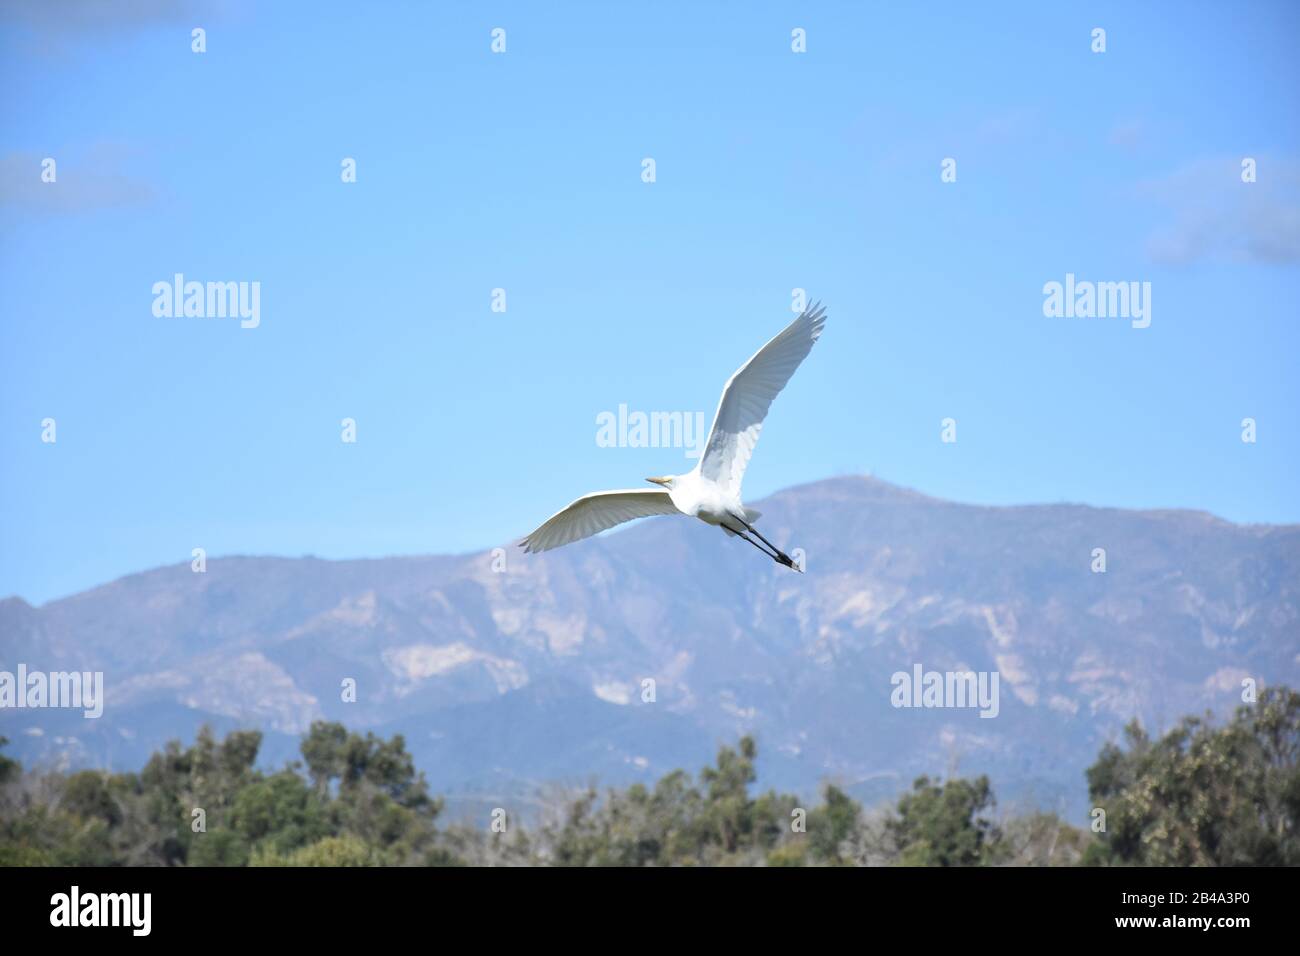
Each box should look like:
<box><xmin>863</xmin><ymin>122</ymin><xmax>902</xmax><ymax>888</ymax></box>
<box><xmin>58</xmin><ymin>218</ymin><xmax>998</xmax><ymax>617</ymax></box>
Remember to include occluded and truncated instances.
<box><xmin>2</xmin><ymin>476</ymin><xmax>1297</xmax><ymax>818</ymax></box>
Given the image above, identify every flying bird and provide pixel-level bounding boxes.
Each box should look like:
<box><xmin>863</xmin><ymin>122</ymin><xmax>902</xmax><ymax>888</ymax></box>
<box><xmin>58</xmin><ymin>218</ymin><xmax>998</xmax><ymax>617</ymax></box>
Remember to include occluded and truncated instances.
<box><xmin>520</xmin><ymin>302</ymin><xmax>828</xmax><ymax>570</ymax></box>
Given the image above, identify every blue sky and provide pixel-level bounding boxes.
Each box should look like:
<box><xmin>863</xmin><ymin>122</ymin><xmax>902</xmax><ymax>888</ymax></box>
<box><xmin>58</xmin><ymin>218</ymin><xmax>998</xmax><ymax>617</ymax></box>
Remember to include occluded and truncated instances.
<box><xmin>2</xmin><ymin>0</ymin><xmax>1297</xmax><ymax>604</ymax></box>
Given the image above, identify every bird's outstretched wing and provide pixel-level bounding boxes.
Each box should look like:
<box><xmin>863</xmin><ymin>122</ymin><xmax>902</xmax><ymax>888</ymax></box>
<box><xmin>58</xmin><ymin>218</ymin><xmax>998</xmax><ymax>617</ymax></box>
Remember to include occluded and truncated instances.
<box><xmin>520</xmin><ymin>489</ymin><xmax>681</xmax><ymax>553</ymax></box>
<box><xmin>697</xmin><ymin>302</ymin><xmax>827</xmax><ymax>498</ymax></box>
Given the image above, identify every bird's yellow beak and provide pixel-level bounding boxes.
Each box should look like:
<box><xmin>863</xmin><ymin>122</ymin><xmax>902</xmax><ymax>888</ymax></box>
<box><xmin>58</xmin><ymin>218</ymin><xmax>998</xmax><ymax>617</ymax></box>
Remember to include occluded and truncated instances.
<box><xmin>645</xmin><ymin>476</ymin><xmax>671</xmax><ymax>487</ymax></box>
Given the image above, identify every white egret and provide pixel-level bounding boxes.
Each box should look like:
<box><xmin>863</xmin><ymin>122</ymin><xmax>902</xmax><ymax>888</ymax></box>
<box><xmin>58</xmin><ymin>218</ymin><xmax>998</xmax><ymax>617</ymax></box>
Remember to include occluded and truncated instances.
<box><xmin>520</xmin><ymin>302</ymin><xmax>827</xmax><ymax>570</ymax></box>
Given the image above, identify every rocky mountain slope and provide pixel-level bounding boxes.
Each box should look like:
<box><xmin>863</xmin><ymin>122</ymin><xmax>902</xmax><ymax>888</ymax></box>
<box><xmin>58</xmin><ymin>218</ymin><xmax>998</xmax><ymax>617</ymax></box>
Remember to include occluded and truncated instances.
<box><xmin>3</xmin><ymin>476</ymin><xmax>1297</xmax><ymax>818</ymax></box>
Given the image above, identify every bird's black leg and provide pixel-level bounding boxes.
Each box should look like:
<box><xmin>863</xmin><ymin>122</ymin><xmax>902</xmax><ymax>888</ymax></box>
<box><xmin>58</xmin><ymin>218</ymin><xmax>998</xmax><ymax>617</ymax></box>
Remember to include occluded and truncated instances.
<box><xmin>732</xmin><ymin>515</ymin><xmax>801</xmax><ymax>571</ymax></box>
<box><xmin>739</xmin><ymin>531</ymin><xmax>781</xmax><ymax>561</ymax></box>
<box><xmin>724</xmin><ymin>523</ymin><xmax>782</xmax><ymax>563</ymax></box>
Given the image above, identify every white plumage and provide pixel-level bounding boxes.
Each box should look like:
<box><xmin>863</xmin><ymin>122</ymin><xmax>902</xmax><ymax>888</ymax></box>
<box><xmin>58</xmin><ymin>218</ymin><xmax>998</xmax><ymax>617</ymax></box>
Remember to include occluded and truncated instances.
<box><xmin>520</xmin><ymin>302</ymin><xmax>827</xmax><ymax>570</ymax></box>
<box><xmin>516</xmin><ymin>488</ymin><xmax>680</xmax><ymax>554</ymax></box>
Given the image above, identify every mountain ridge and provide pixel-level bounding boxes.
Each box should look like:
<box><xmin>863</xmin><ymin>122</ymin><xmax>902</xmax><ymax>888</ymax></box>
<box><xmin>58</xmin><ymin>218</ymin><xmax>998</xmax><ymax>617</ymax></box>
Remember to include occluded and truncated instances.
<box><xmin>2</xmin><ymin>475</ymin><xmax>1297</xmax><ymax>818</ymax></box>
<box><xmin>6</xmin><ymin>474</ymin><xmax>1289</xmax><ymax>610</ymax></box>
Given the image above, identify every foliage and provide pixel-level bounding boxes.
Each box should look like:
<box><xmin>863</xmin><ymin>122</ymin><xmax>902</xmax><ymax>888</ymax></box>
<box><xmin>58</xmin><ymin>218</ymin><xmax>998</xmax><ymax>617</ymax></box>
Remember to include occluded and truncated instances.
<box><xmin>1085</xmin><ymin>685</ymin><xmax>1300</xmax><ymax>865</ymax></box>
<box><xmin>0</xmin><ymin>722</ymin><xmax>447</xmax><ymax>867</ymax></box>
<box><xmin>2</xmin><ymin>687</ymin><xmax>1295</xmax><ymax>866</ymax></box>
<box><xmin>888</xmin><ymin>775</ymin><xmax>1000</xmax><ymax>866</ymax></box>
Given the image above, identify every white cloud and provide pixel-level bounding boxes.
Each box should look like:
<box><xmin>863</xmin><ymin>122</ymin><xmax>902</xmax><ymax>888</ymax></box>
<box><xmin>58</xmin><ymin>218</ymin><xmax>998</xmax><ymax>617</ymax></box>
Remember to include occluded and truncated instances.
<box><xmin>1139</xmin><ymin>156</ymin><xmax>1300</xmax><ymax>265</ymax></box>
<box><xmin>0</xmin><ymin>146</ymin><xmax>155</xmax><ymax>215</ymax></box>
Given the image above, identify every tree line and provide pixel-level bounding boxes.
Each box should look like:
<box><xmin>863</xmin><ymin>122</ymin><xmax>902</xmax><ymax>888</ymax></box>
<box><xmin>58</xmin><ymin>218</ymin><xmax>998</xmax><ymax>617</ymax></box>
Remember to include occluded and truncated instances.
<box><xmin>1</xmin><ymin>686</ymin><xmax>1295</xmax><ymax>866</ymax></box>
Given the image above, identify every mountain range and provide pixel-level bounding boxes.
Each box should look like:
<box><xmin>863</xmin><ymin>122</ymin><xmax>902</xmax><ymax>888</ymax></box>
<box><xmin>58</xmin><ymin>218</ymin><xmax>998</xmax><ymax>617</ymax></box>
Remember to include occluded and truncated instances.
<box><xmin>2</xmin><ymin>475</ymin><xmax>1297</xmax><ymax>821</ymax></box>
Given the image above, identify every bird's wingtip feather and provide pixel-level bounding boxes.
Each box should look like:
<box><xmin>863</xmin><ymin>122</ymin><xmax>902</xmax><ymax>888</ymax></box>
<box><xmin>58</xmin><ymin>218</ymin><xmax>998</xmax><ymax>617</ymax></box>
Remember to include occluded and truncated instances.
<box><xmin>804</xmin><ymin>300</ymin><xmax>828</xmax><ymax>340</ymax></box>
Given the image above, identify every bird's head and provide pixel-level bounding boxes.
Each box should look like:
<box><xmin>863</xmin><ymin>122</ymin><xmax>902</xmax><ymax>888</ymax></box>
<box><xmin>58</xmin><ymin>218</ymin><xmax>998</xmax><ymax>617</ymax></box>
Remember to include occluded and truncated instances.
<box><xmin>645</xmin><ymin>475</ymin><xmax>676</xmax><ymax>489</ymax></box>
